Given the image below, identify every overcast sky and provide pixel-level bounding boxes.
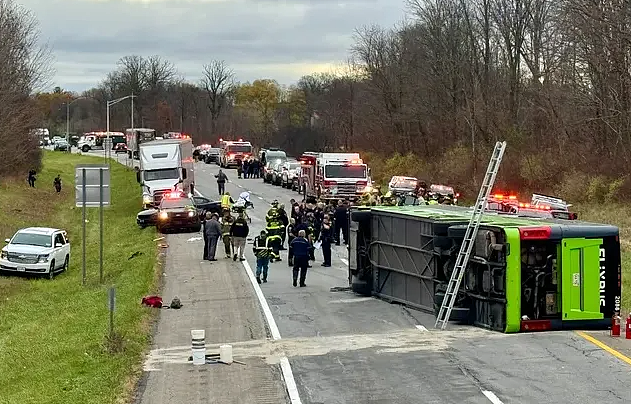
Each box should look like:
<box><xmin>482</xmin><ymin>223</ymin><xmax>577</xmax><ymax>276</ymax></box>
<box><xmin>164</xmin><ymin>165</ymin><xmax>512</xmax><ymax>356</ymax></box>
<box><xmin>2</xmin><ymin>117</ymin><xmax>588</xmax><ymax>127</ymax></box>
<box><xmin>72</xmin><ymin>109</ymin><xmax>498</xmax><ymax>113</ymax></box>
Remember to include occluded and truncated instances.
<box><xmin>18</xmin><ymin>0</ymin><xmax>408</xmax><ymax>92</ymax></box>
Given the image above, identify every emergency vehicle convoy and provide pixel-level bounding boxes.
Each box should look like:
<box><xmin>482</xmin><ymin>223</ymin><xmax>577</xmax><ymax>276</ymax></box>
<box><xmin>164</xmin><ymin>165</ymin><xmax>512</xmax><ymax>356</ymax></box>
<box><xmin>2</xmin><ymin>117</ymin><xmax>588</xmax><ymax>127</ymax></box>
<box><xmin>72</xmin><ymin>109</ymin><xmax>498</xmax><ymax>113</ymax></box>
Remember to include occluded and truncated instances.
<box><xmin>218</xmin><ymin>138</ymin><xmax>253</xmax><ymax>168</ymax></box>
<box><xmin>348</xmin><ymin>204</ymin><xmax>621</xmax><ymax>333</ymax></box>
<box><xmin>298</xmin><ymin>152</ymin><xmax>370</xmax><ymax>201</ymax></box>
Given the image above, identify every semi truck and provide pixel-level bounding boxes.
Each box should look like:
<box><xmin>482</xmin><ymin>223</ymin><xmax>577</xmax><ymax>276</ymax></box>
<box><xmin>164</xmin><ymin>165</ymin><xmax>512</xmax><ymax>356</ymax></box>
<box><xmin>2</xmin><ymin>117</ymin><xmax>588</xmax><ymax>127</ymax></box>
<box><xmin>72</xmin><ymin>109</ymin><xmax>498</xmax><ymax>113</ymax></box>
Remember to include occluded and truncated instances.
<box><xmin>300</xmin><ymin>152</ymin><xmax>370</xmax><ymax>201</ymax></box>
<box><xmin>348</xmin><ymin>204</ymin><xmax>621</xmax><ymax>333</ymax></box>
<box><xmin>127</xmin><ymin>128</ymin><xmax>157</xmax><ymax>159</ymax></box>
<box><xmin>137</xmin><ymin>138</ymin><xmax>195</xmax><ymax>209</ymax></box>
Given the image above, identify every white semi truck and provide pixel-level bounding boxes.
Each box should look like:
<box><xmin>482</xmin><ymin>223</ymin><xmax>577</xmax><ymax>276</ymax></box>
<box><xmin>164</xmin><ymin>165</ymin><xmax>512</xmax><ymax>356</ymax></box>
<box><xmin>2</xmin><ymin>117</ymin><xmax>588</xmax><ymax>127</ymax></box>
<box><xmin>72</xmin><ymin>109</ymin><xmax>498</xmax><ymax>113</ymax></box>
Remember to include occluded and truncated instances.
<box><xmin>137</xmin><ymin>138</ymin><xmax>195</xmax><ymax>209</ymax></box>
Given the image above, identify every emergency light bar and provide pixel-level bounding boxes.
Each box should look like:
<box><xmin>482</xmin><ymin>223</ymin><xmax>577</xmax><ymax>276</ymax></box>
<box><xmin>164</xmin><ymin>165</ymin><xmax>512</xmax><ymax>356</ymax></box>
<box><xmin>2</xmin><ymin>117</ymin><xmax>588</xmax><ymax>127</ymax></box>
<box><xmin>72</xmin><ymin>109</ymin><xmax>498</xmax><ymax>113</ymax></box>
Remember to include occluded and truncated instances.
<box><xmin>492</xmin><ymin>194</ymin><xmax>518</xmax><ymax>200</ymax></box>
<box><xmin>518</xmin><ymin>202</ymin><xmax>551</xmax><ymax>210</ymax></box>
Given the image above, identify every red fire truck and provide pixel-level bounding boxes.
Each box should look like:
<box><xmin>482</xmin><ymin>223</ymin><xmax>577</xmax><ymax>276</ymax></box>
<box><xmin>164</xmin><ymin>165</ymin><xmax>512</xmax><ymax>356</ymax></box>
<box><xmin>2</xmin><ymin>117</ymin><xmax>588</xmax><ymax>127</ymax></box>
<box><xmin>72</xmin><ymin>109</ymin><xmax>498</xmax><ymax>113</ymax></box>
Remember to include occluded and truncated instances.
<box><xmin>299</xmin><ymin>152</ymin><xmax>369</xmax><ymax>200</ymax></box>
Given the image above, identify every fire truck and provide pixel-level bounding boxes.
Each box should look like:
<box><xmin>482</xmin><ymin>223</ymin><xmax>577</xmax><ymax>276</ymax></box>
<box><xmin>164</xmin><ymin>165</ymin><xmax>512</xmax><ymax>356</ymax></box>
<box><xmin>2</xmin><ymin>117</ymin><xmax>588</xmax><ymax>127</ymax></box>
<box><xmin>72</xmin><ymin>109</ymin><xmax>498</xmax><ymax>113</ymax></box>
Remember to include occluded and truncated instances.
<box><xmin>218</xmin><ymin>138</ymin><xmax>252</xmax><ymax>168</ymax></box>
<box><xmin>299</xmin><ymin>152</ymin><xmax>369</xmax><ymax>200</ymax></box>
<box><xmin>77</xmin><ymin>131</ymin><xmax>125</xmax><ymax>152</ymax></box>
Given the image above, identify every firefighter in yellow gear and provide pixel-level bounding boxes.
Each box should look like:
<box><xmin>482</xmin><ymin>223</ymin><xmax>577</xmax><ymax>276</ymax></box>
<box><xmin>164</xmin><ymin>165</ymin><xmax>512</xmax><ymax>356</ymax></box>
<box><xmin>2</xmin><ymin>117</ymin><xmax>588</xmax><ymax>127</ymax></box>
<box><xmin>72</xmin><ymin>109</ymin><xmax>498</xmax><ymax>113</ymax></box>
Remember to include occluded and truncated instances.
<box><xmin>265</xmin><ymin>200</ymin><xmax>283</xmax><ymax>262</ymax></box>
<box><xmin>221</xmin><ymin>192</ymin><xmax>234</xmax><ymax>210</ymax></box>
<box><xmin>381</xmin><ymin>191</ymin><xmax>397</xmax><ymax>206</ymax></box>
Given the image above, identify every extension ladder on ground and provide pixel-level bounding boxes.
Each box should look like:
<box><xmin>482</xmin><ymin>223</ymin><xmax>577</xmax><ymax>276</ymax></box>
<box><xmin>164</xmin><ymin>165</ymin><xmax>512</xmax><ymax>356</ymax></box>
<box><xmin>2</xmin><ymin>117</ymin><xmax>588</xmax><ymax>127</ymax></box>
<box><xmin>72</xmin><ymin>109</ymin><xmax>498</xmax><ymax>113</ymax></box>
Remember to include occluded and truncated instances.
<box><xmin>434</xmin><ymin>141</ymin><xmax>507</xmax><ymax>330</ymax></box>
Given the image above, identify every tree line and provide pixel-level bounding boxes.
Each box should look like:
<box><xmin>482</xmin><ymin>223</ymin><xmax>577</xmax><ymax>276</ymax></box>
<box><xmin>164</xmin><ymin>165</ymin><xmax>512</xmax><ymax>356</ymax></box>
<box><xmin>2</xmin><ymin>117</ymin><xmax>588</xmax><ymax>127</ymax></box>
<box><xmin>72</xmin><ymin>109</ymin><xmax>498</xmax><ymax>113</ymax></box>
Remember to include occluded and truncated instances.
<box><xmin>7</xmin><ymin>0</ymin><xmax>631</xmax><ymax>203</ymax></box>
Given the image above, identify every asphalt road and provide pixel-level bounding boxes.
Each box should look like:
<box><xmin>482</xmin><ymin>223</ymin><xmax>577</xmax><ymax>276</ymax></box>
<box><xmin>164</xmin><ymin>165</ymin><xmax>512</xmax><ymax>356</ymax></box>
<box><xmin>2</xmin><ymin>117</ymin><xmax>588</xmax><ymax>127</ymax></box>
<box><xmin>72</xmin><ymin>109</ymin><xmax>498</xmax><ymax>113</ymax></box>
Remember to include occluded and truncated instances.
<box><xmin>75</xmin><ymin>147</ymin><xmax>631</xmax><ymax>403</ymax></box>
<box><xmin>191</xmin><ymin>161</ymin><xmax>631</xmax><ymax>404</ymax></box>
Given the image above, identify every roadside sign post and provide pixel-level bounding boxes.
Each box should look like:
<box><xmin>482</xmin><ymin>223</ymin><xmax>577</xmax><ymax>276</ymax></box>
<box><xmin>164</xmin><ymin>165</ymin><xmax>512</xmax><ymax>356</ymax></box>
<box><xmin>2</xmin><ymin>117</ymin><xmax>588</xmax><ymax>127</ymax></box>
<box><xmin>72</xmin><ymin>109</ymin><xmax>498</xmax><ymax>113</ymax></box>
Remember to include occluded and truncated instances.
<box><xmin>75</xmin><ymin>164</ymin><xmax>111</xmax><ymax>286</ymax></box>
<box><xmin>108</xmin><ymin>286</ymin><xmax>116</xmax><ymax>337</ymax></box>
<box><xmin>82</xmin><ymin>169</ymin><xmax>87</xmax><ymax>286</ymax></box>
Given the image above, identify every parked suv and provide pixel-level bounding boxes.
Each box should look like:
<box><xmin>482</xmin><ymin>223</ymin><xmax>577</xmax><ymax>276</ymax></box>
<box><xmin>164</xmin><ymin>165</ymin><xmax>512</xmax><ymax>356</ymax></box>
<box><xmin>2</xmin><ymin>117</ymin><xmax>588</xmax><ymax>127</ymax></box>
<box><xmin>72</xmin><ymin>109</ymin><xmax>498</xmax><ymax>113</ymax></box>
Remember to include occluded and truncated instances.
<box><xmin>0</xmin><ymin>227</ymin><xmax>70</xmax><ymax>279</ymax></box>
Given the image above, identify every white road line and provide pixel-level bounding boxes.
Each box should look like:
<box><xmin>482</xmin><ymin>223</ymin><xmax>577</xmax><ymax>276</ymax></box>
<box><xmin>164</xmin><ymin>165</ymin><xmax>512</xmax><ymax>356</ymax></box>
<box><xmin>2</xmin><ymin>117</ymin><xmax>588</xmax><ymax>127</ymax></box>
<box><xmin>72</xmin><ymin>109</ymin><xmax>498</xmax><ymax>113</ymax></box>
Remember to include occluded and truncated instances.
<box><xmin>482</xmin><ymin>390</ymin><xmax>504</xmax><ymax>404</ymax></box>
<box><xmin>415</xmin><ymin>325</ymin><xmax>428</xmax><ymax>332</ymax></box>
<box><xmin>193</xmin><ymin>189</ymin><xmax>302</xmax><ymax>403</ymax></box>
<box><xmin>258</xmin><ymin>196</ymin><xmax>264</xmax><ymax>200</ymax></box>
<box><xmin>242</xmin><ymin>259</ymin><xmax>302</xmax><ymax>403</ymax></box>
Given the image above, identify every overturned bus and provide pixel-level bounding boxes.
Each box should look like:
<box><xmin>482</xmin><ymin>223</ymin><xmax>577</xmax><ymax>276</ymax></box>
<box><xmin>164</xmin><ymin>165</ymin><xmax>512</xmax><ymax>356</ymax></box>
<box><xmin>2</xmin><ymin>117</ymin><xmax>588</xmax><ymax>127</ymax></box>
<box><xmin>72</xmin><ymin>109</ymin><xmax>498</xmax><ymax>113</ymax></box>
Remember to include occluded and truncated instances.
<box><xmin>348</xmin><ymin>205</ymin><xmax>621</xmax><ymax>333</ymax></box>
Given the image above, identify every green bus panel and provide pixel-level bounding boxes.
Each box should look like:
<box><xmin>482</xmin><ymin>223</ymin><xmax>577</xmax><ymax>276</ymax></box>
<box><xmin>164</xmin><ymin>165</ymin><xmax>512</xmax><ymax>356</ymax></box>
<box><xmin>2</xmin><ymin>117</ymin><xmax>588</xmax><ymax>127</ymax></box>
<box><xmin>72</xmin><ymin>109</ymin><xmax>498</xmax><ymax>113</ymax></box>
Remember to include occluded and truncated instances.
<box><xmin>504</xmin><ymin>228</ymin><xmax>521</xmax><ymax>333</ymax></box>
<box><xmin>561</xmin><ymin>238</ymin><xmax>604</xmax><ymax>321</ymax></box>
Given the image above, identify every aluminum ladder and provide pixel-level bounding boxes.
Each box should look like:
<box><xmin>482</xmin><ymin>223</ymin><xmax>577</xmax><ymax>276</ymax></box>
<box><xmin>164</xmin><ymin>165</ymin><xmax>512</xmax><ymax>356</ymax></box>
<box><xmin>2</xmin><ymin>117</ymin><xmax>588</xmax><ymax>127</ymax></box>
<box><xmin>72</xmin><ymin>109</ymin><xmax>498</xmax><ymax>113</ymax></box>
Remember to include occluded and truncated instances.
<box><xmin>434</xmin><ymin>141</ymin><xmax>507</xmax><ymax>330</ymax></box>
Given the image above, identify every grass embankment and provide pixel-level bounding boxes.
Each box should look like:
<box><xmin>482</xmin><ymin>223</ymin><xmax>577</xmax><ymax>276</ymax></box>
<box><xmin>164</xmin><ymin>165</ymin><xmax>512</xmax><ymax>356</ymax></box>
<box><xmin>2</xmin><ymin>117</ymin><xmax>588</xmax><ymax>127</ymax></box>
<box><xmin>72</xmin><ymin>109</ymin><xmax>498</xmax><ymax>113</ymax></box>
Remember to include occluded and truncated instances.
<box><xmin>576</xmin><ymin>204</ymin><xmax>631</xmax><ymax>311</ymax></box>
<box><xmin>0</xmin><ymin>151</ymin><xmax>158</xmax><ymax>404</ymax></box>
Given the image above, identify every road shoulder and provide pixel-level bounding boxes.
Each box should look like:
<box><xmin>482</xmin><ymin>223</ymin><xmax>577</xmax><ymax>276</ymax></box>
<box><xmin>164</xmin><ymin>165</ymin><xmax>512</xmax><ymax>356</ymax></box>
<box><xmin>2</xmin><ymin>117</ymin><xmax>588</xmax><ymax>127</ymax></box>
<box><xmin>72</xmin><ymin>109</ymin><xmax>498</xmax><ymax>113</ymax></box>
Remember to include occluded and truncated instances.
<box><xmin>134</xmin><ymin>232</ymin><xmax>288</xmax><ymax>404</ymax></box>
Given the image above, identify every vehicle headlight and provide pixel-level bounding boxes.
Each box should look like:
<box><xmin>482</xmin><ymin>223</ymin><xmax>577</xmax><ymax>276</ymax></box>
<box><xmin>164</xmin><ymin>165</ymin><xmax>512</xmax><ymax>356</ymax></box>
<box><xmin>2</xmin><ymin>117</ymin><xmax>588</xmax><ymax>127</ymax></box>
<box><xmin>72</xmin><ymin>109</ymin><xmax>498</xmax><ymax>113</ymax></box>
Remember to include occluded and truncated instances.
<box><xmin>0</xmin><ymin>250</ymin><xmax>6</xmax><ymax>259</ymax></box>
<box><xmin>38</xmin><ymin>254</ymin><xmax>50</xmax><ymax>263</ymax></box>
<box><xmin>159</xmin><ymin>211</ymin><xmax>168</xmax><ymax>220</ymax></box>
<box><xmin>143</xmin><ymin>194</ymin><xmax>152</xmax><ymax>204</ymax></box>
<box><xmin>188</xmin><ymin>211</ymin><xmax>195</xmax><ymax>217</ymax></box>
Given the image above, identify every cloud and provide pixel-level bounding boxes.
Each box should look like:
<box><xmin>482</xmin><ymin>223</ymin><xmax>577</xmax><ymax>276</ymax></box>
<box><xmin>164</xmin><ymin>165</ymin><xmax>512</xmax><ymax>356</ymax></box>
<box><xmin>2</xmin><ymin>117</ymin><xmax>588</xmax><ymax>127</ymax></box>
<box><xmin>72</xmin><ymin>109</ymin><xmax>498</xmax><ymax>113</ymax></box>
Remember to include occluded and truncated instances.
<box><xmin>18</xmin><ymin>0</ymin><xmax>407</xmax><ymax>91</ymax></box>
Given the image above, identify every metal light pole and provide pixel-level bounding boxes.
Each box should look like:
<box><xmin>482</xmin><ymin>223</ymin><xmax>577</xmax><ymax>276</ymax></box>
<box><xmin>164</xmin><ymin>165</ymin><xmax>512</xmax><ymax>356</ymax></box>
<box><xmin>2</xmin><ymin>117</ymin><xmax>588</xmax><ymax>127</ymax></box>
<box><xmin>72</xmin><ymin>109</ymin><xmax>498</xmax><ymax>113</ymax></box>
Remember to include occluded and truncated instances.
<box><xmin>106</xmin><ymin>94</ymin><xmax>136</xmax><ymax>162</ymax></box>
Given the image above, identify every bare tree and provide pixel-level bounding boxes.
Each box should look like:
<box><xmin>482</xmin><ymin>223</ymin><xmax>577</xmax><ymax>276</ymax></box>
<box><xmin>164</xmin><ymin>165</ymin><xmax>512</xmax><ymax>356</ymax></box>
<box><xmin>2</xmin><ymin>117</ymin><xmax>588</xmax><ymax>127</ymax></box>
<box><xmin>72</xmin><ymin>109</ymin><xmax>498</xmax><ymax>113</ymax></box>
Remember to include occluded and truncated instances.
<box><xmin>0</xmin><ymin>0</ymin><xmax>52</xmax><ymax>177</ymax></box>
<box><xmin>201</xmin><ymin>60</ymin><xmax>235</xmax><ymax>136</ymax></box>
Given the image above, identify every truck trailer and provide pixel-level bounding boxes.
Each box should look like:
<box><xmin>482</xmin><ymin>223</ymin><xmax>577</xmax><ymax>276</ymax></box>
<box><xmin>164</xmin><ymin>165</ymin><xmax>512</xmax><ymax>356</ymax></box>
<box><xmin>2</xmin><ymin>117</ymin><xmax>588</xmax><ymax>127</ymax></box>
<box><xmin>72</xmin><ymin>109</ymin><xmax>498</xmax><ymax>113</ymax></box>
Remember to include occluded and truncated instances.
<box><xmin>127</xmin><ymin>128</ymin><xmax>157</xmax><ymax>159</ymax></box>
<box><xmin>348</xmin><ymin>204</ymin><xmax>621</xmax><ymax>333</ymax></box>
<box><xmin>137</xmin><ymin>138</ymin><xmax>195</xmax><ymax>209</ymax></box>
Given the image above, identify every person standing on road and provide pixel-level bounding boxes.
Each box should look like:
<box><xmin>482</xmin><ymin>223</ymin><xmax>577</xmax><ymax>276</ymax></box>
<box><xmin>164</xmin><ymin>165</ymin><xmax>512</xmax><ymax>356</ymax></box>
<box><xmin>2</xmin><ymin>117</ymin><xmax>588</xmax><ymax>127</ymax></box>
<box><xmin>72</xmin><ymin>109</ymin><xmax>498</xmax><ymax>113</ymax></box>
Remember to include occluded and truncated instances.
<box><xmin>278</xmin><ymin>204</ymin><xmax>289</xmax><ymax>250</ymax></box>
<box><xmin>291</xmin><ymin>230</ymin><xmax>310</xmax><ymax>287</ymax></box>
<box><xmin>334</xmin><ymin>199</ymin><xmax>349</xmax><ymax>245</ymax></box>
<box><xmin>53</xmin><ymin>175</ymin><xmax>62</xmax><ymax>193</ymax></box>
<box><xmin>202</xmin><ymin>212</ymin><xmax>211</xmax><ymax>260</ymax></box>
<box><xmin>318</xmin><ymin>215</ymin><xmax>333</xmax><ymax>267</ymax></box>
<box><xmin>215</xmin><ymin>169</ymin><xmax>228</xmax><ymax>195</ymax></box>
<box><xmin>253</xmin><ymin>230</ymin><xmax>272</xmax><ymax>284</ymax></box>
<box><xmin>265</xmin><ymin>200</ymin><xmax>283</xmax><ymax>262</ymax></box>
<box><xmin>230</xmin><ymin>213</ymin><xmax>249</xmax><ymax>261</ymax></box>
<box><xmin>204</xmin><ymin>213</ymin><xmax>222</xmax><ymax>261</ymax></box>
<box><xmin>287</xmin><ymin>218</ymin><xmax>296</xmax><ymax>267</ymax></box>
<box><xmin>221</xmin><ymin>212</ymin><xmax>235</xmax><ymax>259</ymax></box>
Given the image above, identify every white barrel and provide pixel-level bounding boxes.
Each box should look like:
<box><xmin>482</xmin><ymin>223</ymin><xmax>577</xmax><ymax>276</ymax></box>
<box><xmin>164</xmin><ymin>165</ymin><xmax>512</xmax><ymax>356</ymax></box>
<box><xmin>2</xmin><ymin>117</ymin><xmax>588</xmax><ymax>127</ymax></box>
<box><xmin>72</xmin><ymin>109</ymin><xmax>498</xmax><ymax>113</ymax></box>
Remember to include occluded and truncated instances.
<box><xmin>191</xmin><ymin>329</ymin><xmax>206</xmax><ymax>365</ymax></box>
<box><xmin>219</xmin><ymin>344</ymin><xmax>233</xmax><ymax>364</ymax></box>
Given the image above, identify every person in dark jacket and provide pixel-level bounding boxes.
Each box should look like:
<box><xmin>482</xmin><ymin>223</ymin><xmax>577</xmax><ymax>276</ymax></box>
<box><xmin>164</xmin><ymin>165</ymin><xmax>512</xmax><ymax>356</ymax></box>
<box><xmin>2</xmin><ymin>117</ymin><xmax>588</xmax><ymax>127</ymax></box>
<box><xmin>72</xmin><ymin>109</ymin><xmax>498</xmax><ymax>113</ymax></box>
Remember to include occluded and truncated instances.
<box><xmin>204</xmin><ymin>213</ymin><xmax>222</xmax><ymax>261</ymax></box>
<box><xmin>287</xmin><ymin>218</ymin><xmax>296</xmax><ymax>266</ymax></box>
<box><xmin>53</xmin><ymin>175</ymin><xmax>62</xmax><ymax>193</ymax></box>
<box><xmin>215</xmin><ymin>170</ymin><xmax>228</xmax><ymax>195</ymax></box>
<box><xmin>319</xmin><ymin>215</ymin><xmax>333</xmax><ymax>267</ymax></box>
<box><xmin>230</xmin><ymin>213</ymin><xmax>249</xmax><ymax>261</ymax></box>
<box><xmin>334</xmin><ymin>200</ymin><xmax>349</xmax><ymax>245</ymax></box>
<box><xmin>253</xmin><ymin>230</ymin><xmax>272</xmax><ymax>284</ymax></box>
<box><xmin>202</xmin><ymin>212</ymin><xmax>211</xmax><ymax>260</ymax></box>
<box><xmin>291</xmin><ymin>230</ymin><xmax>310</xmax><ymax>287</ymax></box>
<box><xmin>28</xmin><ymin>169</ymin><xmax>36</xmax><ymax>187</ymax></box>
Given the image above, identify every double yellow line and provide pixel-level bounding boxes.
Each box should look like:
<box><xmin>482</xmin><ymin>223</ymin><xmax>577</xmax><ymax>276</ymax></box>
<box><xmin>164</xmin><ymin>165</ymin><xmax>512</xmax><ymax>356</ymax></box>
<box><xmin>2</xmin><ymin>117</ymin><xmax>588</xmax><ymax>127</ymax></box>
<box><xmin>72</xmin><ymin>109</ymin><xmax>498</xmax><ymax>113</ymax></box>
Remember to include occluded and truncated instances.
<box><xmin>575</xmin><ymin>331</ymin><xmax>631</xmax><ymax>366</ymax></box>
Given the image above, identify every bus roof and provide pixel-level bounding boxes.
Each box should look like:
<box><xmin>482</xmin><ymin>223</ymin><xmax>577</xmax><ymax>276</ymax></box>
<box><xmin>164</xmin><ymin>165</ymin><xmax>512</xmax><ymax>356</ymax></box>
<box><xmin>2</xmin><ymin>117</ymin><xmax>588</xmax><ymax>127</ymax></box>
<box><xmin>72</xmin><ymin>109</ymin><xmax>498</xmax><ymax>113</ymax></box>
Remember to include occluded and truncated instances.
<box><xmin>369</xmin><ymin>205</ymin><xmax>618</xmax><ymax>235</ymax></box>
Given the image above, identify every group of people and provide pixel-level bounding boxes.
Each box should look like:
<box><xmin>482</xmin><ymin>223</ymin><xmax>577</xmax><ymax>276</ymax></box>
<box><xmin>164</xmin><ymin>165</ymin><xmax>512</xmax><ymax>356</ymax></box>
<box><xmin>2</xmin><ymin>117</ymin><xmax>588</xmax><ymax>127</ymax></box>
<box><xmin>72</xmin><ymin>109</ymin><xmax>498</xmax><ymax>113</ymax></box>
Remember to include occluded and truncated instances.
<box><xmin>264</xmin><ymin>196</ymin><xmax>351</xmax><ymax>287</ymax></box>
<box><xmin>26</xmin><ymin>169</ymin><xmax>63</xmax><ymax>193</ymax></box>
<box><xmin>202</xmin><ymin>185</ymin><xmax>352</xmax><ymax>288</ymax></box>
<box><xmin>236</xmin><ymin>158</ymin><xmax>265</xmax><ymax>179</ymax></box>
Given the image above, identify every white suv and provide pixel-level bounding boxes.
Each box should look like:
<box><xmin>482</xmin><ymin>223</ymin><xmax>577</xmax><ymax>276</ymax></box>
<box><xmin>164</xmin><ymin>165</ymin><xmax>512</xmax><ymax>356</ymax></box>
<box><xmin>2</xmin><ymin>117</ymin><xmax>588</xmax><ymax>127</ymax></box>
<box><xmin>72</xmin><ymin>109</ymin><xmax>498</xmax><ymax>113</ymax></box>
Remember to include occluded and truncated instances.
<box><xmin>0</xmin><ymin>227</ymin><xmax>70</xmax><ymax>279</ymax></box>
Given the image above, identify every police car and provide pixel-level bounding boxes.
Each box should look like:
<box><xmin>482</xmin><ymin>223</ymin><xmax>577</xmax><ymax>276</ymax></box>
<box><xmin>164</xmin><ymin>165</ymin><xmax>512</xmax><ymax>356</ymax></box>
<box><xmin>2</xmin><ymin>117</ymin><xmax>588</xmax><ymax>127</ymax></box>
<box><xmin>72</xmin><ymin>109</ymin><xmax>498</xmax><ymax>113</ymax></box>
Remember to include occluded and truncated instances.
<box><xmin>155</xmin><ymin>192</ymin><xmax>202</xmax><ymax>233</ymax></box>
